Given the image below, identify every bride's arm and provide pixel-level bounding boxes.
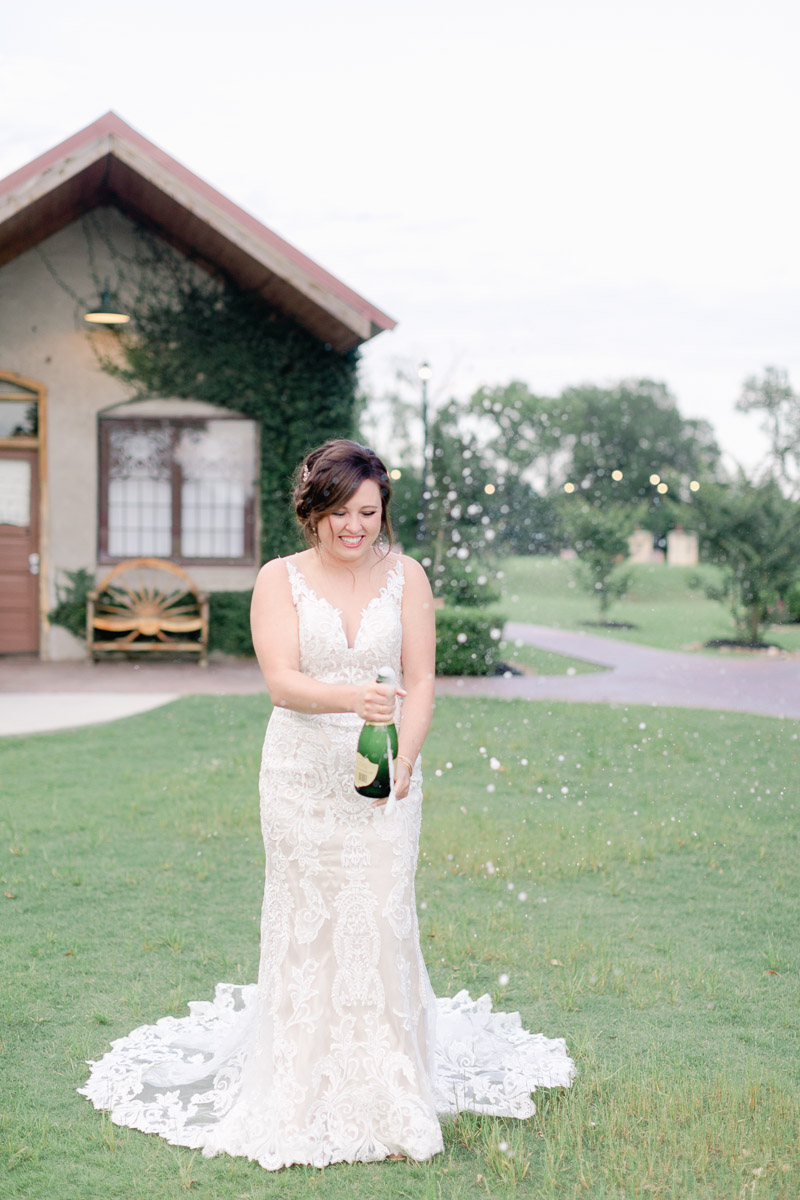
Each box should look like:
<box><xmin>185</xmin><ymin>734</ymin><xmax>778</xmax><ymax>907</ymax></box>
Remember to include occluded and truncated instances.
<box><xmin>250</xmin><ymin>559</ymin><xmax>393</xmax><ymax>720</ymax></box>
<box><xmin>394</xmin><ymin>557</ymin><xmax>437</xmax><ymax>800</ymax></box>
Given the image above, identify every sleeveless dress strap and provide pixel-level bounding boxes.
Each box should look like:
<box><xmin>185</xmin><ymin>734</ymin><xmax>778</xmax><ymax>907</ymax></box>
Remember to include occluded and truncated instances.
<box><xmin>285</xmin><ymin>557</ymin><xmax>404</xmax><ymax>610</ymax></box>
<box><xmin>284</xmin><ymin>559</ymin><xmax>307</xmax><ymax>607</ymax></box>
<box><xmin>383</xmin><ymin>557</ymin><xmax>404</xmax><ymax>605</ymax></box>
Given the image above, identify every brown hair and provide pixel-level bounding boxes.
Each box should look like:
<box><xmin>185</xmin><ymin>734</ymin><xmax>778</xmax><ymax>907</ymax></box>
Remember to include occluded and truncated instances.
<box><xmin>293</xmin><ymin>439</ymin><xmax>394</xmax><ymax>548</ymax></box>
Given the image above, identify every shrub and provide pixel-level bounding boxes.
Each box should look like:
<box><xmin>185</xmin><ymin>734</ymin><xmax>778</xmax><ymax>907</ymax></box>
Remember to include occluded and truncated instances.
<box><xmin>560</xmin><ymin>501</ymin><xmax>637</xmax><ymax>617</ymax></box>
<box><xmin>430</xmin><ymin>558</ymin><xmax>500</xmax><ymax>608</ymax></box>
<box><xmin>785</xmin><ymin>581</ymin><xmax>800</xmax><ymax>623</ymax></box>
<box><xmin>435</xmin><ymin>608</ymin><xmax>505</xmax><ymax>676</ymax></box>
<box><xmin>694</xmin><ymin>476</ymin><xmax>800</xmax><ymax>644</ymax></box>
<box><xmin>404</xmin><ymin>547</ymin><xmax>500</xmax><ymax>608</ymax></box>
<box><xmin>208</xmin><ymin>591</ymin><xmax>254</xmax><ymax>656</ymax></box>
<box><xmin>48</xmin><ymin>568</ymin><xmax>94</xmax><ymax>640</ymax></box>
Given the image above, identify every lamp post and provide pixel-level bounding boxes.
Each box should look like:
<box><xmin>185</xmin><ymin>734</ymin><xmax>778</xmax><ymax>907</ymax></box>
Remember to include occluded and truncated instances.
<box><xmin>417</xmin><ymin>362</ymin><xmax>432</xmax><ymax>544</ymax></box>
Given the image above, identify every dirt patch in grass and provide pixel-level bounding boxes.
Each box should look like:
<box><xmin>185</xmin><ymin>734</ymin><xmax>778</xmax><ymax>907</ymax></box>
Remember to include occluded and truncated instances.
<box><xmin>581</xmin><ymin>620</ymin><xmax>639</xmax><ymax>630</ymax></box>
<box><xmin>704</xmin><ymin>638</ymin><xmax>782</xmax><ymax>651</ymax></box>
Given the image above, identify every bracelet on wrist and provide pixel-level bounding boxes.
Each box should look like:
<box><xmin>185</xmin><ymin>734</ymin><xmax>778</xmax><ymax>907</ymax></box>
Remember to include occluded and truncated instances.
<box><xmin>396</xmin><ymin>753</ymin><xmax>414</xmax><ymax>774</ymax></box>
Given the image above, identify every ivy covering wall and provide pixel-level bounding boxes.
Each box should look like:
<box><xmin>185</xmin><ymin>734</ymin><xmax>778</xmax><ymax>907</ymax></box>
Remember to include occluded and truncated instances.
<box><xmin>98</xmin><ymin>227</ymin><xmax>359</xmax><ymax>561</ymax></box>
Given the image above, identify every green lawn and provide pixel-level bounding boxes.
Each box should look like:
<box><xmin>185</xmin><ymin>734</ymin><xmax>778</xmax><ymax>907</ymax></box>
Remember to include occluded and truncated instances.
<box><xmin>498</xmin><ymin>638</ymin><xmax>605</xmax><ymax>677</ymax></box>
<box><xmin>2</xmin><ymin>695</ymin><xmax>799</xmax><ymax>1199</ymax></box>
<box><xmin>491</xmin><ymin>556</ymin><xmax>800</xmax><ymax>654</ymax></box>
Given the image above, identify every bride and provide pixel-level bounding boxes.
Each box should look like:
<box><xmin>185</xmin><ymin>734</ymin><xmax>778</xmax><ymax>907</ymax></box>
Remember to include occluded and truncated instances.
<box><xmin>80</xmin><ymin>438</ymin><xmax>574</xmax><ymax>1169</ymax></box>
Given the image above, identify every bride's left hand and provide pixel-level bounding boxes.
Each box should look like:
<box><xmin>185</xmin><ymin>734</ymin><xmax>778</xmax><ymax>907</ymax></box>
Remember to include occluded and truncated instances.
<box><xmin>371</xmin><ymin>760</ymin><xmax>411</xmax><ymax>806</ymax></box>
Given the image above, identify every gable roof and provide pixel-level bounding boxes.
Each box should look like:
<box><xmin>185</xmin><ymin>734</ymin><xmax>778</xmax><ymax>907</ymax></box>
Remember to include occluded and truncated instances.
<box><xmin>0</xmin><ymin>112</ymin><xmax>395</xmax><ymax>352</ymax></box>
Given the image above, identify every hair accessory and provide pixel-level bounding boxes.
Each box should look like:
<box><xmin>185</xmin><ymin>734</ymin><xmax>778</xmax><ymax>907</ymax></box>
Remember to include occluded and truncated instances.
<box><xmin>302</xmin><ymin>464</ymin><xmax>310</xmax><ymax>483</ymax></box>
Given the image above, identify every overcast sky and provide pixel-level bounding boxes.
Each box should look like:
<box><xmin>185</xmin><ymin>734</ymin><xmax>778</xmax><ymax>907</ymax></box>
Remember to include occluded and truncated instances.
<box><xmin>2</xmin><ymin>0</ymin><xmax>798</xmax><ymax>469</ymax></box>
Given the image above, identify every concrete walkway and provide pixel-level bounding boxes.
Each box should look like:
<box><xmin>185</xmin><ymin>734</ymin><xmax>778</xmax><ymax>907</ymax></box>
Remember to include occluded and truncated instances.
<box><xmin>0</xmin><ymin>692</ymin><xmax>181</xmax><ymax>737</ymax></box>
<box><xmin>1</xmin><ymin>625</ymin><xmax>799</xmax><ymax>735</ymax></box>
<box><xmin>0</xmin><ymin>657</ymin><xmax>266</xmax><ymax>736</ymax></box>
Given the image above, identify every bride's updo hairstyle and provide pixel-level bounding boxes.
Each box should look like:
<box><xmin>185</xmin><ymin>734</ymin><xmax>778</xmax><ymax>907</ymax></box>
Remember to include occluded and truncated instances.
<box><xmin>293</xmin><ymin>439</ymin><xmax>394</xmax><ymax>549</ymax></box>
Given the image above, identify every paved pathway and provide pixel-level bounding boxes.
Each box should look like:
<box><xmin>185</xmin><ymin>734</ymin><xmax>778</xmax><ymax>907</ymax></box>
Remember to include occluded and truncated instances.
<box><xmin>437</xmin><ymin>623</ymin><xmax>800</xmax><ymax>720</ymax></box>
<box><xmin>0</xmin><ymin>658</ymin><xmax>266</xmax><ymax>736</ymax></box>
<box><xmin>1</xmin><ymin>625</ymin><xmax>798</xmax><ymax>735</ymax></box>
<box><xmin>0</xmin><ymin>693</ymin><xmax>180</xmax><ymax>737</ymax></box>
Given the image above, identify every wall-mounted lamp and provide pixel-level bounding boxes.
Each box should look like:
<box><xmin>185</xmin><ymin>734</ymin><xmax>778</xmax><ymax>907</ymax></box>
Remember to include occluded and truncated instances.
<box><xmin>85</xmin><ymin>280</ymin><xmax>130</xmax><ymax>325</ymax></box>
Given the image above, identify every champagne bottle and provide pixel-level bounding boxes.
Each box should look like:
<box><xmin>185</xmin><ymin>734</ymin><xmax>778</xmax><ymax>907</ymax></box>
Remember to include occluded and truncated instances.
<box><xmin>354</xmin><ymin>666</ymin><xmax>399</xmax><ymax>798</ymax></box>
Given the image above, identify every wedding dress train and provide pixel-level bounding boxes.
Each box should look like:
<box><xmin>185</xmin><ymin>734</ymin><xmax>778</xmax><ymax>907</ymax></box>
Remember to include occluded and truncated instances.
<box><xmin>79</xmin><ymin>558</ymin><xmax>574</xmax><ymax>1168</ymax></box>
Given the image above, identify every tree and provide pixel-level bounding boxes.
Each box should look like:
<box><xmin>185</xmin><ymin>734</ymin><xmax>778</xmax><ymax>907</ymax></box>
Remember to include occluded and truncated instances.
<box><xmin>560</xmin><ymin>379</ymin><xmax>720</xmax><ymax>507</ymax></box>
<box><xmin>355</xmin><ymin>371</ymin><xmax>426</xmax><ymax>548</ymax></box>
<box><xmin>482</xmin><ymin>476</ymin><xmax>564</xmax><ymax>556</ymax></box>
<box><xmin>469</xmin><ymin>381</ymin><xmax>572</xmax><ymax>492</ymax></box>
<box><xmin>356</xmin><ymin>368</ymin><xmax>422</xmax><ymax>469</ymax></box>
<box><xmin>418</xmin><ymin>399</ymin><xmax>501</xmax><ymax>605</ymax></box>
<box><xmin>382</xmin><ymin>463</ymin><xmax>422</xmax><ymax>547</ymax></box>
<box><xmin>691</xmin><ymin>475</ymin><xmax>800</xmax><ymax>644</ymax></box>
<box><xmin>737</xmin><ymin>367</ymin><xmax>800</xmax><ymax>498</ymax></box>
<box><xmin>359</xmin><ymin>376</ymin><xmax>558</xmax><ymax>593</ymax></box>
<box><xmin>469</xmin><ymin>379</ymin><xmax>720</xmax><ymax>527</ymax></box>
<box><xmin>560</xmin><ymin>501</ymin><xmax>636</xmax><ymax>618</ymax></box>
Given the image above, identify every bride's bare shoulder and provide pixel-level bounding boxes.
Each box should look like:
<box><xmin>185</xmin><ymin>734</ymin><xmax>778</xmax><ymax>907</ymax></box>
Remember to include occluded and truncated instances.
<box><xmin>397</xmin><ymin>553</ymin><xmax>432</xmax><ymax>590</ymax></box>
<box><xmin>254</xmin><ymin>554</ymin><xmax>303</xmax><ymax>598</ymax></box>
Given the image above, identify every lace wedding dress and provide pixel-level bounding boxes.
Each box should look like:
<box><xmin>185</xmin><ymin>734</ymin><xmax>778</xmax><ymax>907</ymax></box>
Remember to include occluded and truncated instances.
<box><xmin>80</xmin><ymin>558</ymin><xmax>575</xmax><ymax>1168</ymax></box>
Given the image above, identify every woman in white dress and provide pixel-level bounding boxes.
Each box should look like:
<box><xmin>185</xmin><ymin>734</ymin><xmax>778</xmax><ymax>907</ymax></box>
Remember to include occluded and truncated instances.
<box><xmin>79</xmin><ymin>439</ymin><xmax>574</xmax><ymax>1169</ymax></box>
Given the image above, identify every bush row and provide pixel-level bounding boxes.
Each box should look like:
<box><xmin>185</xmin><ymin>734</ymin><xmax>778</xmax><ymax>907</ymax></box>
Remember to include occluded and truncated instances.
<box><xmin>785</xmin><ymin>581</ymin><xmax>800</xmax><ymax>622</ymax></box>
<box><xmin>432</xmin><ymin>607</ymin><xmax>506</xmax><ymax>676</ymax></box>
<box><xmin>48</xmin><ymin>576</ymin><xmax>506</xmax><ymax>676</ymax></box>
<box><xmin>208</xmin><ymin>591</ymin><xmax>253</xmax><ymax>656</ymax></box>
<box><xmin>213</xmin><ymin>592</ymin><xmax>506</xmax><ymax>675</ymax></box>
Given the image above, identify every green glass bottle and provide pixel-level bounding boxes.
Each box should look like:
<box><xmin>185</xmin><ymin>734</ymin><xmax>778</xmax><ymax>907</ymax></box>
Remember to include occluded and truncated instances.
<box><xmin>354</xmin><ymin>666</ymin><xmax>399</xmax><ymax>799</ymax></box>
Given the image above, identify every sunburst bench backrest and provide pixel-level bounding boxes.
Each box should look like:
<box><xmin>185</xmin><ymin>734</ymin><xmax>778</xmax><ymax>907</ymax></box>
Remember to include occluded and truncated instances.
<box><xmin>87</xmin><ymin>557</ymin><xmax>209</xmax><ymax>665</ymax></box>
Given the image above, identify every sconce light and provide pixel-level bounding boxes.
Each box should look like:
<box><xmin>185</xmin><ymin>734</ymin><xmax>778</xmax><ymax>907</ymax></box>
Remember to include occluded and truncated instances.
<box><xmin>85</xmin><ymin>280</ymin><xmax>129</xmax><ymax>325</ymax></box>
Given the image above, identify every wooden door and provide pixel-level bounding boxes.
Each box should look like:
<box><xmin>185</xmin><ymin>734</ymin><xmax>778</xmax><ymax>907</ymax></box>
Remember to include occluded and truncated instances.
<box><xmin>0</xmin><ymin>447</ymin><xmax>39</xmax><ymax>653</ymax></box>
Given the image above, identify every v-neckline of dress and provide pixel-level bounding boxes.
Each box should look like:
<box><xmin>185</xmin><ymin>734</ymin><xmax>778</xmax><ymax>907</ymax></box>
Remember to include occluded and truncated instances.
<box><xmin>286</xmin><ymin>558</ymin><xmax>402</xmax><ymax>652</ymax></box>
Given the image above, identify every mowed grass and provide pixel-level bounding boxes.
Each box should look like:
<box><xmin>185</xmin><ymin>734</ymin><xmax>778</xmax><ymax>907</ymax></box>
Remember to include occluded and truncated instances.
<box><xmin>498</xmin><ymin>639</ymin><xmax>605</xmax><ymax>677</ymax></box>
<box><xmin>492</xmin><ymin>556</ymin><xmax>800</xmax><ymax>654</ymax></box>
<box><xmin>2</xmin><ymin>694</ymin><xmax>800</xmax><ymax>1199</ymax></box>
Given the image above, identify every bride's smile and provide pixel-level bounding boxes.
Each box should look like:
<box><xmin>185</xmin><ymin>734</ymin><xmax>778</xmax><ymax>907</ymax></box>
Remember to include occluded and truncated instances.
<box><xmin>316</xmin><ymin>479</ymin><xmax>384</xmax><ymax>566</ymax></box>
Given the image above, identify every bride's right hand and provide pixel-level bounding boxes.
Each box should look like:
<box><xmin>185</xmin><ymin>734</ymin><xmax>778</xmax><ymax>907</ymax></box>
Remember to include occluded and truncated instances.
<box><xmin>354</xmin><ymin>680</ymin><xmax>403</xmax><ymax>723</ymax></box>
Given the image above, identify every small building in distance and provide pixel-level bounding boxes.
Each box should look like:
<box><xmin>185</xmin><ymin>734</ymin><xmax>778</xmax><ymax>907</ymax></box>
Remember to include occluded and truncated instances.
<box><xmin>628</xmin><ymin>526</ymin><xmax>698</xmax><ymax>566</ymax></box>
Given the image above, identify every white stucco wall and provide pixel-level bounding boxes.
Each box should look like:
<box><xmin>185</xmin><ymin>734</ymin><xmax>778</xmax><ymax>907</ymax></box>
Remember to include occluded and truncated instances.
<box><xmin>0</xmin><ymin>208</ymin><xmax>261</xmax><ymax>659</ymax></box>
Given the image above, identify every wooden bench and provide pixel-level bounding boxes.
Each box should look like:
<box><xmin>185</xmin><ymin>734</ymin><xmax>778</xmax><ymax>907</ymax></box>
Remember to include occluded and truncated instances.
<box><xmin>87</xmin><ymin>557</ymin><xmax>209</xmax><ymax>665</ymax></box>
